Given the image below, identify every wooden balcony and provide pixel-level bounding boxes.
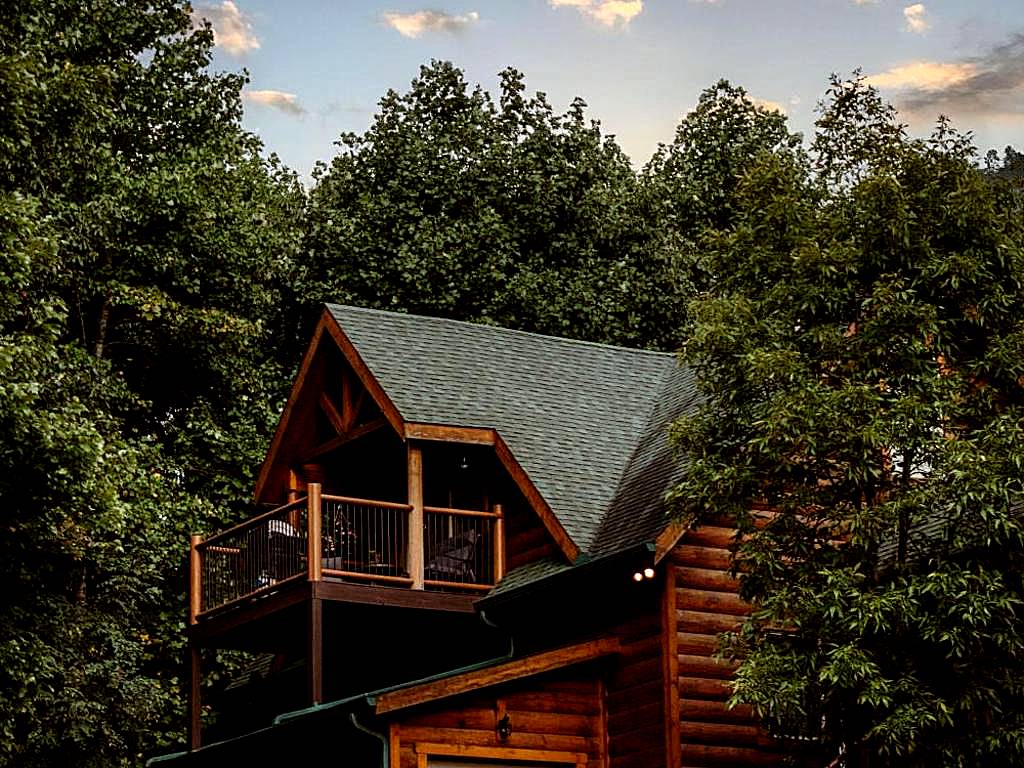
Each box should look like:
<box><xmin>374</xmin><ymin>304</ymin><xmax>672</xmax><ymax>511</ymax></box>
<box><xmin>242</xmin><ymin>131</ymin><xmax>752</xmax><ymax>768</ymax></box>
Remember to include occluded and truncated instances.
<box><xmin>189</xmin><ymin>483</ymin><xmax>506</xmax><ymax>622</ymax></box>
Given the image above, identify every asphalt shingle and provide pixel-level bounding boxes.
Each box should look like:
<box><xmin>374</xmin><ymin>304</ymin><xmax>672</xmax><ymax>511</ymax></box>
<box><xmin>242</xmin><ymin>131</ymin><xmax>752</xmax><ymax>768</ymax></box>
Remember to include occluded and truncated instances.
<box><xmin>327</xmin><ymin>305</ymin><xmax>699</xmax><ymax>559</ymax></box>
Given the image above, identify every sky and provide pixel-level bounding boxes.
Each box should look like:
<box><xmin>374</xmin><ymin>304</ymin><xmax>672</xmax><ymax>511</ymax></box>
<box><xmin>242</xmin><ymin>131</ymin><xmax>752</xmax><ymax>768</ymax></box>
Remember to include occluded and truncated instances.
<box><xmin>192</xmin><ymin>0</ymin><xmax>1024</xmax><ymax>183</ymax></box>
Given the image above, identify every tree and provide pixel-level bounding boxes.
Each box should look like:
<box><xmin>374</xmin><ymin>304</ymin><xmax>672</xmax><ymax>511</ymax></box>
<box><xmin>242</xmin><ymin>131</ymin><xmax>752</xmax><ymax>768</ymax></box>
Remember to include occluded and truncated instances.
<box><xmin>672</xmin><ymin>75</ymin><xmax>1024</xmax><ymax>766</ymax></box>
<box><xmin>303</xmin><ymin>61</ymin><xmax>683</xmax><ymax>349</ymax></box>
<box><xmin>0</xmin><ymin>2</ymin><xmax>304</xmax><ymax>764</ymax></box>
<box><xmin>641</xmin><ymin>81</ymin><xmax>802</xmax><ymax>300</ymax></box>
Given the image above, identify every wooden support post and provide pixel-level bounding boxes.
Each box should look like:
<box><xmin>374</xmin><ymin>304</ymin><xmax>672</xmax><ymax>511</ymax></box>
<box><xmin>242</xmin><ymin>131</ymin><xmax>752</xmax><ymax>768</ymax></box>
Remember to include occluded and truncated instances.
<box><xmin>408</xmin><ymin>444</ymin><xmax>424</xmax><ymax>590</ymax></box>
<box><xmin>493</xmin><ymin>503</ymin><xmax>506</xmax><ymax>582</ymax></box>
<box><xmin>188</xmin><ymin>643</ymin><xmax>202</xmax><ymax>750</ymax></box>
<box><xmin>189</xmin><ymin>534</ymin><xmax>202</xmax><ymax>624</ymax></box>
<box><xmin>307</xmin><ymin>483</ymin><xmax>322</xmax><ymax>582</ymax></box>
<box><xmin>308</xmin><ymin>596</ymin><xmax>323</xmax><ymax>705</ymax></box>
<box><xmin>661</xmin><ymin>563</ymin><xmax>681</xmax><ymax>768</ymax></box>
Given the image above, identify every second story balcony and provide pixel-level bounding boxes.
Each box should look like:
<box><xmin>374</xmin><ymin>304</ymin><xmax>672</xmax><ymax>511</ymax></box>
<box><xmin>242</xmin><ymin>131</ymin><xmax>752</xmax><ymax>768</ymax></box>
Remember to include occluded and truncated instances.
<box><xmin>189</xmin><ymin>484</ymin><xmax>506</xmax><ymax>621</ymax></box>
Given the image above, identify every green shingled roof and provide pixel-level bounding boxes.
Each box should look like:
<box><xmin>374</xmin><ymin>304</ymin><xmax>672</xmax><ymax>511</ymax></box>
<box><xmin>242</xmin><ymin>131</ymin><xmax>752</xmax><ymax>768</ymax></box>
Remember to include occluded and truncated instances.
<box><xmin>328</xmin><ymin>305</ymin><xmax>700</xmax><ymax>565</ymax></box>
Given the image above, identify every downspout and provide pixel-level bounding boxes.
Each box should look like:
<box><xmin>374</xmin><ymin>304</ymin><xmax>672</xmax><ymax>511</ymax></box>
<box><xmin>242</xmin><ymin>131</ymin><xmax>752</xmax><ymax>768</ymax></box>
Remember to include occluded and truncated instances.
<box><xmin>478</xmin><ymin>609</ymin><xmax>515</xmax><ymax>658</ymax></box>
<box><xmin>350</xmin><ymin>711</ymin><xmax>388</xmax><ymax>768</ymax></box>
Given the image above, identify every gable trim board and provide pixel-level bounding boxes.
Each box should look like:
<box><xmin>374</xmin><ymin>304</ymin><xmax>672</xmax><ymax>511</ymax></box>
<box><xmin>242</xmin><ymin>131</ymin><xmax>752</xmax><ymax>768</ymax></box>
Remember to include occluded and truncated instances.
<box><xmin>373</xmin><ymin>638</ymin><xmax>621</xmax><ymax>715</ymax></box>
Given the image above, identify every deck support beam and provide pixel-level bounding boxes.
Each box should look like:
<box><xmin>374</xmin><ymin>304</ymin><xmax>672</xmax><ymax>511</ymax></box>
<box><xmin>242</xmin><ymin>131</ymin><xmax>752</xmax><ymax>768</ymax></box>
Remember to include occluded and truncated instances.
<box><xmin>188</xmin><ymin>643</ymin><xmax>202</xmax><ymax>750</ymax></box>
<box><xmin>308</xmin><ymin>596</ymin><xmax>323</xmax><ymax>705</ymax></box>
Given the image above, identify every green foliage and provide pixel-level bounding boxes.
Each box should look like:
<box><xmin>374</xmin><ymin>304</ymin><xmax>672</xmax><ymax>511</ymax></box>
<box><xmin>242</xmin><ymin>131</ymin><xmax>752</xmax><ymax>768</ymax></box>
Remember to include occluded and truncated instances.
<box><xmin>672</xmin><ymin>74</ymin><xmax>1024</xmax><ymax>766</ymax></box>
<box><xmin>641</xmin><ymin>81</ymin><xmax>803</xmax><ymax>301</ymax></box>
<box><xmin>0</xmin><ymin>2</ymin><xmax>303</xmax><ymax>765</ymax></box>
<box><xmin>304</xmin><ymin>61</ymin><xmax>683</xmax><ymax>349</ymax></box>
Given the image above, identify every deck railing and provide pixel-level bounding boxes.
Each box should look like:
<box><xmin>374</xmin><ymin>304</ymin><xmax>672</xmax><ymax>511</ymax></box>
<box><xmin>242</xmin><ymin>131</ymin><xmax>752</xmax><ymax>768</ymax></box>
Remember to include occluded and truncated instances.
<box><xmin>189</xmin><ymin>485</ymin><xmax>505</xmax><ymax>619</ymax></box>
<box><xmin>424</xmin><ymin>506</ymin><xmax>504</xmax><ymax>592</ymax></box>
<box><xmin>320</xmin><ymin>495</ymin><xmax>413</xmax><ymax>586</ymax></box>
<box><xmin>192</xmin><ymin>498</ymin><xmax>309</xmax><ymax>615</ymax></box>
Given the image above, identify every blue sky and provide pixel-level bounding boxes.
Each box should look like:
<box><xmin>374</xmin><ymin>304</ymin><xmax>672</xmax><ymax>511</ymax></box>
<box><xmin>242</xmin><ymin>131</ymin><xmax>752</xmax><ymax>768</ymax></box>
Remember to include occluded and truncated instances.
<box><xmin>193</xmin><ymin>0</ymin><xmax>1024</xmax><ymax>182</ymax></box>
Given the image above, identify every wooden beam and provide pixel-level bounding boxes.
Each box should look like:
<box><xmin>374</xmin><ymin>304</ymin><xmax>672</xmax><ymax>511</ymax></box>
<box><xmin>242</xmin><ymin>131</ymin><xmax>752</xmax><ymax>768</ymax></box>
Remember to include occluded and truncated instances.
<box><xmin>188</xmin><ymin>643</ymin><xmax>201</xmax><ymax>750</ymax></box>
<box><xmin>403</xmin><ymin>423</ymin><xmax>496</xmax><ymax>445</ymax></box>
<box><xmin>661</xmin><ymin>564</ymin><xmax>681</xmax><ymax>768</ymax></box>
<box><xmin>319</xmin><ymin>391</ymin><xmax>346</xmax><ymax>434</ymax></box>
<box><xmin>307</xmin><ymin>483</ymin><xmax>322</xmax><ymax>582</ymax></box>
<box><xmin>314</xmin><ymin>579</ymin><xmax>476</xmax><ymax>612</ymax></box>
<box><xmin>374</xmin><ymin>638</ymin><xmax>620</xmax><ymax>715</ymax></box>
<box><xmin>494</xmin><ymin>434</ymin><xmax>580</xmax><ymax>563</ymax></box>
<box><xmin>322</xmin><ymin>314</ymin><xmax>405</xmax><ymax>437</ymax></box>
<box><xmin>654</xmin><ymin>519</ymin><xmax>689</xmax><ymax>564</ymax></box>
<box><xmin>340</xmin><ymin>371</ymin><xmax>354</xmax><ymax>431</ymax></box>
<box><xmin>494</xmin><ymin>503</ymin><xmax>506</xmax><ymax>582</ymax></box>
<box><xmin>389</xmin><ymin>724</ymin><xmax>401</xmax><ymax>768</ymax></box>
<box><xmin>302</xmin><ymin>416</ymin><xmax>388</xmax><ymax>463</ymax></box>
<box><xmin>189</xmin><ymin>534</ymin><xmax>201</xmax><ymax>624</ymax></box>
<box><xmin>408</xmin><ymin>443</ymin><xmax>424</xmax><ymax>590</ymax></box>
<box><xmin>308</xmin><ymin>597</ymin><xmax>323</xmax><ymax>705</ymax></box>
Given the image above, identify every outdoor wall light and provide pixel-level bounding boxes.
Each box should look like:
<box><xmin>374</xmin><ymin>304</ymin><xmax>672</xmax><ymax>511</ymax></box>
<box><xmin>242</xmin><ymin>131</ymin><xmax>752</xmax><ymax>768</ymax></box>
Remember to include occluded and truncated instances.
<box><xmin>633</xmin><ymin>567</ymin><xmax>656</xmax><ymax>582</ymax></box>
<box><xmin>497</xmin><ymin>713</ymin><xmax>512</xmax><ymax>741</ymax></box>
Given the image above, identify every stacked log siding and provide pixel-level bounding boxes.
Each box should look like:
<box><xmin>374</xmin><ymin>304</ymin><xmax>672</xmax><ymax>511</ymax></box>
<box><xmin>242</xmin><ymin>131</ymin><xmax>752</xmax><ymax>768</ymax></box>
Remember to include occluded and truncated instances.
<box><xmin>671</xmin><ymin>525</ymin><xmax>788</xmax><ymax>767</ymax></box>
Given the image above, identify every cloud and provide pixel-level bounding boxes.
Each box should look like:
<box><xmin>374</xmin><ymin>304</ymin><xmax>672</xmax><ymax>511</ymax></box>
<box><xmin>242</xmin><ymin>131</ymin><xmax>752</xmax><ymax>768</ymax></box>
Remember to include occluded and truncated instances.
<box><xmin>243</xmin><ymin>89</ymin><xmax>305</xmax><ymax>115</ymax></box>
<box><xmin>752</xmin><ymin>98</ymin><xmax>787</xmax><ymax>115</ymax></box>
<box><xmin>192</xmin><ymin>1</ymin><xmax>260</xmax><ymax>55</ymax></box>
<box><xmin>550</xmin><ymin>0</ymin><xmax>643</xmax><ymax>27</ymax></box>
<box><xmin>867</xmin><ymin>33</ymin><xmax>1024</xmax><ymax>119</ymax></box>
<box><xmin>904</xmin><ymin>3</ymin><xmax>929</xmax><ymax>34</ymax></box>
<box><xmin>866</xmin><ymin>61</ymin><xmax>978</xmax><ymax>91</ymax></box>
<box><xmin>380</xmin><ymin>10</ymin><xmax>480</xmax><ymax>38</ymax></box>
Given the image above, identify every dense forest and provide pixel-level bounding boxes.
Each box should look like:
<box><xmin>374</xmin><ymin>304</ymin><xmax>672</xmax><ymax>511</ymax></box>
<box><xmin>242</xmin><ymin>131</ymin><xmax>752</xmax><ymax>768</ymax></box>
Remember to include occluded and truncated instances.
<box><xmin>1</xmin><ymin>2</ymin><xmax>1022</xmax><ymax>766</ymax></box>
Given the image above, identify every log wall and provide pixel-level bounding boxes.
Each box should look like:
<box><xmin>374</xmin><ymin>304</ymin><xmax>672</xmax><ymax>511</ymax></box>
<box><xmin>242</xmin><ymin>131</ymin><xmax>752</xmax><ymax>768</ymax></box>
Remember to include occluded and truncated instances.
<box><xmin>606</xmin><ymin>591</ymin><xmax>667</xmax><ymax>768</ymax></box>
<box><xmin>670</xmin><ymin>525</ymin><xmax>788</xmax><ymax>767</ymax></box>
<box><xmin>389</xmin><ymin>669</ymin><xmax>604</xmax><ymax>768</ymax></box>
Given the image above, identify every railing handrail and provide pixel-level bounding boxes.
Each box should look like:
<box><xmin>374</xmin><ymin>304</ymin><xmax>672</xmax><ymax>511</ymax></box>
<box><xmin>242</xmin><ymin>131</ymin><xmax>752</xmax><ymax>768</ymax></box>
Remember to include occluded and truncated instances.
<box><xmin>198</xmin><ymin>497</ymin><xmax>308</xmax><ymax>549</ymax></box>
<box><xmin>321</xmin><ymin>494</ymin><xmax>413</xmax><ymax>512</ymax></box>
<box><xmin>423</xmin><ymin>505</ymin><xmax>500</xmax><ymax>519</ymax></box>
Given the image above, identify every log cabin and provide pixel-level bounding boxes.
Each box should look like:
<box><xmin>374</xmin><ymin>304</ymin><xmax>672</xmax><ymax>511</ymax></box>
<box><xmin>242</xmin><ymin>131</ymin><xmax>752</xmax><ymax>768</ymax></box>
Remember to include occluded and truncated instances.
<box><xmin>150</xmin><ymin>305</ymin><xmax>803</xmax><ymax>768</ymax></box>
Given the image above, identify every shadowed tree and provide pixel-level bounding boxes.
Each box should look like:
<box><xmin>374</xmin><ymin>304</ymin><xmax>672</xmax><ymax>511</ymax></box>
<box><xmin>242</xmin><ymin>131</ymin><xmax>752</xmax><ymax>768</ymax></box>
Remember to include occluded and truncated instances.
<box><xmin>0</xmin><ymin>1</ymin><xmax>303</xmax><ymax>764</ymax></box>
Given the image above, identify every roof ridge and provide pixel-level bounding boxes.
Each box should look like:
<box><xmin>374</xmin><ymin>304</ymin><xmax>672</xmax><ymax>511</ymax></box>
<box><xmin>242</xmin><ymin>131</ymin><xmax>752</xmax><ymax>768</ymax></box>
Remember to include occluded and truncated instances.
<box><xmin>326</xmin><ymin>303</ymin><xmax>677</xmax><ymax>359</ymax></box>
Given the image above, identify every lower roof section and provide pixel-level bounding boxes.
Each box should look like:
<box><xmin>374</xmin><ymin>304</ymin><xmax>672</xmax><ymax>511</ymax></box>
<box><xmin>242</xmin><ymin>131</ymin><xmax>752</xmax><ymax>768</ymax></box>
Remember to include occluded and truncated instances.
<box><xmin>149</xmin><ymin>638</ymin><xmax>621</xmax><ymax>767</ymax></box>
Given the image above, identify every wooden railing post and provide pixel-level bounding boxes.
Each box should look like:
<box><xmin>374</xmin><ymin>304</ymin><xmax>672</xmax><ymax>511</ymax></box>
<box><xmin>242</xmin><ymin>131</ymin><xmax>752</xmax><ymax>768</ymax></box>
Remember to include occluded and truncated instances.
<box><xmin>408</xmin><ymin>444</ymin><xmax>424</xmax><ymax>589</ymax></box>
<box><xmin>307</xmin><ymin>483</ymin><xmax>322</xmax><ymax>582</ymax></box>
<box><xmin>494</xmin><ymin>503</ymin><xmax>506</xmax><ymax>582</ymax></box>
<box><xmin>189</xmin><ymin>534</ymin><xmax>202</xmax><ymax>624</ymax></box>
